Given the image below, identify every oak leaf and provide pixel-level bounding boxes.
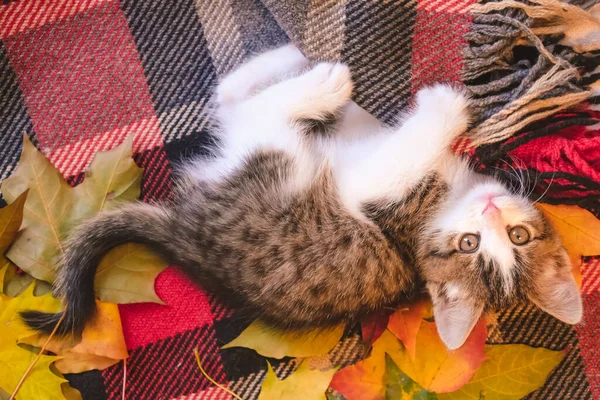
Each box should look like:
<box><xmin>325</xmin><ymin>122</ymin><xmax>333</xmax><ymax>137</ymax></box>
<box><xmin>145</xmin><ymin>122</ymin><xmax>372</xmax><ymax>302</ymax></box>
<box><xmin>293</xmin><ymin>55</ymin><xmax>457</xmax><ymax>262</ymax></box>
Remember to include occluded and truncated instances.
<box><xmin>438</xmin><ymin>345</ymin><xmax>564</xmax><ymax>400</ymax></box>
<box><xmin>258</xmin><ymin>361</ymin><xmax>337</xmax><ymax>400</ymax></box>
<box><xmin>222</xmin><ymin>320</ymin><xmax>345</xmax><ymax>359</ymax></box>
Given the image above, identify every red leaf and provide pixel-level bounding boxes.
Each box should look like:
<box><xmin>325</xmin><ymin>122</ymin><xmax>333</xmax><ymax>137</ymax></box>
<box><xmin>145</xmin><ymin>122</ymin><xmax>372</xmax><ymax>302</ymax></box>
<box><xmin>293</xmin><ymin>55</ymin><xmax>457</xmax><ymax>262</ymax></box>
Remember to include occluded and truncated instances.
<box><xmin>393</xmin><ymin>318</ymin><xmax>487</xmax><ymax>393</ymax></box>
<box><xmin>361</xmin><ymin>311</ymin><xmax>390</xmax><ymax>347</ymax></box>
<box><xmin>387</xmin><ymin>300</ymin><xmax>428</xmax><ymax>360</ymax></box>
<box><xmin>330</xmin><ymin>330</ymin><xmax>402</xmax><ymax>400</ymax></box>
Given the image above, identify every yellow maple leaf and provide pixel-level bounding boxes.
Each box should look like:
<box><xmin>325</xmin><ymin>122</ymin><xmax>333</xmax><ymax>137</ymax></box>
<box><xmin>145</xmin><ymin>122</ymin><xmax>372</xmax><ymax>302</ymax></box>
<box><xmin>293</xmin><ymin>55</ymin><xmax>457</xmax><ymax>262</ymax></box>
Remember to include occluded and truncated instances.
<box><xmin>20</xmin><ymin>301</ymin><xmax>128</xmax><ymax>374</ymax></box>
<box><xmin>0</xmin><ymin>284</ymin><xmax>66</xmax><ymax>398</ymax></box>
<box><xmin>537</xmin><ymin>204</ymin><xmax>600</xmax><ymax>287</ymax></box>
<box><xmin>222</xmin><ymin>320</ymin><xmax>344</xmax><ymax>359</ymax></box>
<box><xmin>258</xmin><ymin>361</ymin><xmax>337</xmax><ymax>400</ymax></box>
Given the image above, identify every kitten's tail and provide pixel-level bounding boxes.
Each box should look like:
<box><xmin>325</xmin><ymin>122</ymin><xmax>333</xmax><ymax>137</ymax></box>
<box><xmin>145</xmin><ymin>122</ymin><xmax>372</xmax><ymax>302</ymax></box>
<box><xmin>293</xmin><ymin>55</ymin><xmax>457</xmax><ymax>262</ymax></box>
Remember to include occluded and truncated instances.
<box><xmin>21</xmin><ymin>202</ymin><xmax>181</xmax><ymax>338</ymax></box>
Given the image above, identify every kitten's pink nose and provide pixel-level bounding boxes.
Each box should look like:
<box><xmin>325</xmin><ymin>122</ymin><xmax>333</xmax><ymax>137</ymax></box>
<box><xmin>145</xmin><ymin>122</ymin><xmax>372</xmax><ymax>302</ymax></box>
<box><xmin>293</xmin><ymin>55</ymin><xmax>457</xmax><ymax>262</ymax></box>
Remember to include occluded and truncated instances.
<box><xmin>482</xmin><ymin>199</ymin><xmax>499</xmax><ymax>215</ymax></box>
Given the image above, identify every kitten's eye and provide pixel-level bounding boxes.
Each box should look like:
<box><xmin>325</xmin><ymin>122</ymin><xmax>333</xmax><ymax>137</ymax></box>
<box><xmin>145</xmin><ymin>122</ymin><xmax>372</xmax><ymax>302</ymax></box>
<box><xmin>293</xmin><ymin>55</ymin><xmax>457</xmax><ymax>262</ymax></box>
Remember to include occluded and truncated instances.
<box><xmin>459</xmin><ymin>233</ymin><xmax>479</xmax><ymax>253</ymax></box>
<box><xmin>508</xmin><ymin>226</ymin><xmax>530</xmax><ymax>245</ymax></box>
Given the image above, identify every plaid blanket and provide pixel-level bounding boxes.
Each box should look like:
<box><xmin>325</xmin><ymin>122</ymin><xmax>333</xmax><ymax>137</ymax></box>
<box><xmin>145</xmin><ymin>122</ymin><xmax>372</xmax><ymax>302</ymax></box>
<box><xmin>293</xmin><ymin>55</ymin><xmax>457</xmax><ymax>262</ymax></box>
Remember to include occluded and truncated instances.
<box><xmin>1</xmin><ymin>0</ymin><xmax>598</xmax><ymax>399</ymax></box>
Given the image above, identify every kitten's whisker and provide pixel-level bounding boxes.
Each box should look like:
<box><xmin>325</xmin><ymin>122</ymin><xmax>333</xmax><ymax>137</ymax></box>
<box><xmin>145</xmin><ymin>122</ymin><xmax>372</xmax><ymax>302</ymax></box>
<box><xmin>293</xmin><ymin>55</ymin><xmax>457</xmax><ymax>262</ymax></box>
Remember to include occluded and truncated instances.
<box><xmin>533</xmin><ymin>172</ymin><xmax>556</xmax><ymax>204</ymax></box>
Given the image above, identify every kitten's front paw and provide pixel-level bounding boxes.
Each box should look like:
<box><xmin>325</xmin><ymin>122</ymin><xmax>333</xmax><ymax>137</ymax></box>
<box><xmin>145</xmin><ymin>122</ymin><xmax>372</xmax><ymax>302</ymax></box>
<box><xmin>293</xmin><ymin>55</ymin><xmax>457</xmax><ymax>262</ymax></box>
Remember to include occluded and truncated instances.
<box><xmin>416</xmin><ymin>85</ymin><xmax>471</xmax><ymax>135</ymax></box>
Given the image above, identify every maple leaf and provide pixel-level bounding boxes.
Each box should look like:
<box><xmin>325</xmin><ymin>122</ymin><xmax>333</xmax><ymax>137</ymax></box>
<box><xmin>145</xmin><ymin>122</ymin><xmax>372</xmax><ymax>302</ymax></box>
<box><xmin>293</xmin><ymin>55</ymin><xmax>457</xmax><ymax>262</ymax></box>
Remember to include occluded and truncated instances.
<box><xmin>0</xmin><ymin>134</ymin><xmax>166</xmax><ymax>304</ymax></box>
<box><xmin>20</xmin><ymin>301</ymin><xmax>128</xmax><ymax>373</ymax></box>
<box><xmin>330</xmin><ymin>329</ymin><xmax>404</xmax><ymax>400</ymax></box>
<box><xmin>1</xmin><ymin>135</ymin><xmax>73</xmax><ymax>282</ymax></box>
<box><xmin>537</xmin><ymin>204</ymin><xmax>600</xmax><ymax>285</ymax></box>
<box><xmin>387</xmin><ymin>300</ymin><xmax>429</xmax><ymax>360</ymax></box>
<box><xmin>392</xmin><ymin>319</ymin><xmax>487</xmax><ymax>393</ymax></box>
<box><xmin>361</xmin><ymin>311</ymin><xmax>391</xmax><ymax>347</ymax></box>
<box><xmin>95</xmin><ymin>243</ymin><xmax>166</xmax><ymax>304</ymax></box>
<box><xmin>438</xmin><ymin>345</ymin><xmax>564</xmax><ymax>400</ymax></box>
<box><xmin>0</xmin><ymin>189</ymin><xmax>26</xmax><ymax>256</ymax></box>
<box><xmin>258</xmin><ymin>361</ymin><xmax>337</xmax><ymax>400</ymax></box>
<box><xmin>1</xmin><ymin>261</ymin><xmax>33</xmax><ymax>298</ymax></box>
<box><xmin>385</xmin><ymin>354</ymin><xmax>437</xmax><ymax>400</ymax></box>
<box><xmin>0</xmin><ymin>191</ymin><xmax>33</xmax><ymax>298</ymax></box>
<box><xmin>0</xmin><ymin>284</ymin><xmax>67</xmax><ymax>398</ymax></box>
<box><xmin>70</xmin><ymin>135</ymin><xmax>142</xmax><ymax>224</ymax></box>
<box><xmin>222</xmin><ymin>320</ymin><xmax>345</xmax><ymax>359</ymax></box>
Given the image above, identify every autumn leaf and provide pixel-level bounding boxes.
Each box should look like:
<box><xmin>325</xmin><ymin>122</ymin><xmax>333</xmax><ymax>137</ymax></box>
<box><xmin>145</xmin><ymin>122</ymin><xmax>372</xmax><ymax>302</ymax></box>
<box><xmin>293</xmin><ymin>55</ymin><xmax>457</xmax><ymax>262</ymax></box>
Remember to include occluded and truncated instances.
<box><xmin>538</xmin><ymin>204</ymin><xmax>600</xmax><ymax>285</ymax></box>
<box><xmin>1</xmin><ymin>261</ymin><xmax>33</xmax><ymax>298</ymax></box>
<box><xmin>70</xmin><ymin>135</ymin><xmax>142</xmax><ymax>225</ymax></box>
<box><xmin>0</xmin><ymin>133</ymin><xmax>166</xmax><ymax>304</ymax></box>
<box><xmin>438</xmin><ymin>345</ymin><xmax>564</xmax><ymax>400</ymax></box>
<box><xmin>61</xmin><ymin>382</ymin><xmax>83</xmax><ymax>400</ymax></box>
<box><xmin>385</xmin><ymin>354</ymin><xmax>437</xmax><ymax>400</ymax></box>
<box><xmin>1</xmin><ymin>135</ymin><xmax>73</xmax><ymax>282</ymax></box>
<box><xmin>258</xmin><ymin>361</ymin><xmax>337</xmax><ymax>400</ymax></box>
<box><xmin>0</xmin><ymin>350</ymin><xmax>66</xmax><ymax>400</ymax></box>
<box><xmin>387</xmin><ymin>300</ymin><xmax>428</xmax><ymax>360</ymax></box>
<box><xmin>0</xmin><ymin>283</ymin><xmax>67</xmax><ymax>399</ymax></box>
<box><xmin>222</xmin><ymin>320</ymin><xmax>345</xmax><ymax>359</ymax></box>
<box><xmin>0</xmin><ymin>191</ymin><xmax>33</xmax><ymax>297</ymax></box>
<box><xmin>95</xmin><ymin>243</ymin><xmax>166</xmax><ymax>304</ymax></box>
<box><xmin>21</xmin><ymin>301</ymin><xmax>128</xmax><ymax>374</ymax></box>
<box><xmin>0</xmin><ymin>189</ymin><xmax>27</xmax><ymax>255</ymax></box>
<box><xmin>361</xmin><ymin>311</ymin><xmax>390</xmax><ymax>347</ymax></box>
<box><xmin>0</xmin><ymin>284</ymin><xmax>62</xmax><ymax>344</ymax></box>
<box><xmin>392</xmin><ymin>319</ymin><xmax>487</xmax><ymax>393</ymax></box>
<box><xmin>330</xmin><ymin>330</ymin><xmax>404</xmax><ymax>400</ymax></box>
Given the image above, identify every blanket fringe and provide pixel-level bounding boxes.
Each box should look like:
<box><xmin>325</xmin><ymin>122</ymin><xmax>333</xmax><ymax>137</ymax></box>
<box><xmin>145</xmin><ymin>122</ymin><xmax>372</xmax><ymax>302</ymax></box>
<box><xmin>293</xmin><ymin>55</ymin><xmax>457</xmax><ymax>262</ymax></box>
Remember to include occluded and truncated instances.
<box><xmin>464</xmin><ymin>0</ymin><xmax>600</xmax><ymax>147</ymax></box>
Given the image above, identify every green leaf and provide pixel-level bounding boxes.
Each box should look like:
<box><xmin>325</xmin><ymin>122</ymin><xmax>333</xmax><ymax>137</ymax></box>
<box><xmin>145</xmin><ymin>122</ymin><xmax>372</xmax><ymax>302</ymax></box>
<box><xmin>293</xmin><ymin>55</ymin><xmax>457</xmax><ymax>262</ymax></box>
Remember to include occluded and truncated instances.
<box><xmin>385</xmin><ymin>353</ymin><xmax>437</xmax><ymax>400</ymax></box>
<box><xmin>258</xmin><ymin>361</ymin><xmax>337</xmax><ymax>400</ymax></box>
<box><xmin>95</xmin><ymin>243</ymin><xmax>166</xmax><ymax>304</ymax></box>
<box><xmin>438</xmin><ymin>345</ymin><xmax>564</xmax><ymax>400</ymax></box>
<box><xmin>222</xmin><ymin>319</ymin><xmax>345</xmax><ymax>359</ymax></box>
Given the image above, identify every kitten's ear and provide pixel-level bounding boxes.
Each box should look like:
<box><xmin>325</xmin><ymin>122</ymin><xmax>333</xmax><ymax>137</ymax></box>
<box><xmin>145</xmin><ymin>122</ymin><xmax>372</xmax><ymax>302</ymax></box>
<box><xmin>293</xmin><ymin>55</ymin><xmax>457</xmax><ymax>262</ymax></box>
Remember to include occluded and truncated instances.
<box><xmin>529</xmin><ymin>251</ymin><xmax>582</xmax><ymax>324</ymax></box>
<box><xmin>428</xmin><ymin>283</ymin><xmax>483</xmax><ymax>350</ymax></box>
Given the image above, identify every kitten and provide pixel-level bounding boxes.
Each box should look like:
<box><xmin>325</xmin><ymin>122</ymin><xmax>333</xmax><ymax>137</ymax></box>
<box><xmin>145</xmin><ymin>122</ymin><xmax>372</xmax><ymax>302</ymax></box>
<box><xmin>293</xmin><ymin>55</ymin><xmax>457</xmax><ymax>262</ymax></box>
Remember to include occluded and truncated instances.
<box><xmin>22</xmin><ymin>44</ymin><xmax>582</xmax><ymax>349</ymax></box>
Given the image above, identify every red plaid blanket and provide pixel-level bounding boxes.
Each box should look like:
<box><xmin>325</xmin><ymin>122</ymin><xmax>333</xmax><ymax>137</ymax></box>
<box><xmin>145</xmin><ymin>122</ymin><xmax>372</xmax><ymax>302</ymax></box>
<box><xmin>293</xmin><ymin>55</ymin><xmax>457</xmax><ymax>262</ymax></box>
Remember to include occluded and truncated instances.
<box><xmin>0</xmin><ymin>0</ymin><xmax>598</xmax><ymax>399</ymax></box>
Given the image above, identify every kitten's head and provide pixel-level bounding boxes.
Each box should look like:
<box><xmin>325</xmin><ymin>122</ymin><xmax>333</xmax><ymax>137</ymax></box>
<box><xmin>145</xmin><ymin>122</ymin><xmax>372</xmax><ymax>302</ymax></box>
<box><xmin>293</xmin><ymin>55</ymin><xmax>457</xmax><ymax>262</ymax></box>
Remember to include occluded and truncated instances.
<box><xmin>417</xmin><ymin>178</ymin><xmax>582</xmax><ymax>350</ymax></box>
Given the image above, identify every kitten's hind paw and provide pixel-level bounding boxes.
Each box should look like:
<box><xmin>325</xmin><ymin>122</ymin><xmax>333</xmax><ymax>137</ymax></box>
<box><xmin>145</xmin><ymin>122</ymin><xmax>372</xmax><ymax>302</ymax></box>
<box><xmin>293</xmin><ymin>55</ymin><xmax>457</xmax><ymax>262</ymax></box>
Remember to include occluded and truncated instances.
<box><xmin>290</xmin><ymin>62</ymin><xmax>353</xmax><ymax>121</ymax></box>
<box><xmin>415</xmin><ymin>84</ymin><xmax>471</xmax><ymax>136</ymax></box>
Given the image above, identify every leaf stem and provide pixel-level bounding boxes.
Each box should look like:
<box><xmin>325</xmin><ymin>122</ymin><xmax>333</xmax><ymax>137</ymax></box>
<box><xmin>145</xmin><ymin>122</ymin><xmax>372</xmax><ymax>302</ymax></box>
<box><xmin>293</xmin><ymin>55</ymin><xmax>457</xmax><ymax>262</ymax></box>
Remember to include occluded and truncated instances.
<box><xmin>193</xmin><ymin>348</ymin><xmax>244</xmax><ymax>400</ymax></box>
<box><xmin>10</xmin><ymin>312</ymin><xmax>66</xmax><ymax>400</ymax></box>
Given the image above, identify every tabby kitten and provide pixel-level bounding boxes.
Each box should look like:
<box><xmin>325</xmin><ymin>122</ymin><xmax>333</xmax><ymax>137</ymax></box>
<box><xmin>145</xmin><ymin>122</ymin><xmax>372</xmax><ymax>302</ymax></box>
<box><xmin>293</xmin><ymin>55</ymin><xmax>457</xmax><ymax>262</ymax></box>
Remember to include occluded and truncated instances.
<box><xmin>22</xmin><ymin>44</ymin><xmax>581</xmax><ymax>349</ymax></box>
